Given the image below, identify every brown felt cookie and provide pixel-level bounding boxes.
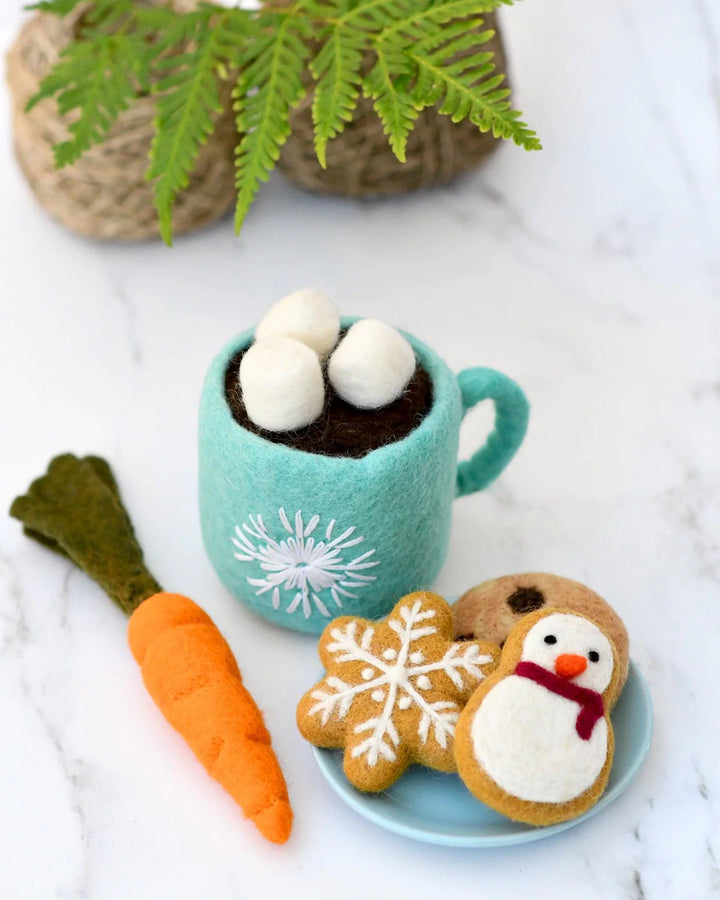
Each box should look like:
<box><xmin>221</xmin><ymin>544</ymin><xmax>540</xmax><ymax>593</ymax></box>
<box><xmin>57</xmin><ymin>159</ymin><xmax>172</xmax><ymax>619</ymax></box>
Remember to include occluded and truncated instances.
<box><xmin>453</xmin><ymin>573</ymin><xmax>629</xmax><ymax>708</ymax></box>
<box><xmin>455</xmin><ymin>607</ymin><xmax>621</xmax><ymax>827</ymax></box>
<box><xmin>297</xmin><ymin>591</ymin><xmax>499</xmax><ymax>792</ymax></box>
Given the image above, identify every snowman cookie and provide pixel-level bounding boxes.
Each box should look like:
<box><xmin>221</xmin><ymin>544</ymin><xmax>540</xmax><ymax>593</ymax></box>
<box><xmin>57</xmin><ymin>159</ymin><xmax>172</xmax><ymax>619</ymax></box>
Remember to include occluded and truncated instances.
<box><xmin>455</xmin><ymin>608</ymin><xmax>620</xmax><ymax>826</ymax></box>
<box><xmin>453</xmin><ymin>573</ymin><xmax>629</xmax><ymax>707</ymax></box>
<box><xmin>297</xmin><ymin>592</ymin><xmax>499</xmax><ymax>792</ymax></box>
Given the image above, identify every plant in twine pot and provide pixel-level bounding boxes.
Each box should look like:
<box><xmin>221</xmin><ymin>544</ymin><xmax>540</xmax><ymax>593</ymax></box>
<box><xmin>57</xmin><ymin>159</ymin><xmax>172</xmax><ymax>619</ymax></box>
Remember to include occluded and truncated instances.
<box><xmin>6</xmin><ymin>0</ymin><xmax>238</xmax><ymax>240</ymax></box>
<box><xmin>9</xmin><ymin>0</ymin><xmax>540</xmax><ymax>243</ymax></box>
<box><xmin>278</xmin><ymin>8</ymin><xmax>510</xmax><ymax>196</ymax></box>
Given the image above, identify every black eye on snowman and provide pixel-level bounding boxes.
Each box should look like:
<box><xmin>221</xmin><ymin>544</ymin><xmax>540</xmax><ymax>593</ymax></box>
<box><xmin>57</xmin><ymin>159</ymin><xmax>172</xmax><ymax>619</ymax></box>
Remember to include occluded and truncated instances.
<box><xmin>588</xmin><ymin>650</ymin><xmax>600</xmax><ymax>663</ymax></box>
<box><xmin>544</xmin><ymin>635</ymin><xmax>557</xmax><ymax>645</ymax></box>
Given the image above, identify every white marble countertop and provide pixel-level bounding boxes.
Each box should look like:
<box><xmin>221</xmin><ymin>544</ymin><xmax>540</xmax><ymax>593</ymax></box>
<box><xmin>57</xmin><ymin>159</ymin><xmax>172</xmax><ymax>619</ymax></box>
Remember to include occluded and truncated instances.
<box><xmin>1</xmin><ymin>2</ymin><xmax>719</xmax><ymax>898</ymax></box>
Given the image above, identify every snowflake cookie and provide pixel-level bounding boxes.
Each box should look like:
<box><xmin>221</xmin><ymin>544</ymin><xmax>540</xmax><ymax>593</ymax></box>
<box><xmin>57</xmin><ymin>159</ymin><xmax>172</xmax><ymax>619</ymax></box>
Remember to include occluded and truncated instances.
<box><xmin>296</xmin><ymin>591</ymin><xmax>500</xmax><ymax>792</ymax></box>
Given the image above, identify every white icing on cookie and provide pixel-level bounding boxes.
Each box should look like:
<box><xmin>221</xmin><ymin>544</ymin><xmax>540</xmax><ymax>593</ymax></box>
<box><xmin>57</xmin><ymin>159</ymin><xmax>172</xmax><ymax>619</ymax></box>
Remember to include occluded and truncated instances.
<box><xmin>307</xmin><ymin>596</ymin><xmax>493</xmax><ymax>765</ymax></box>
<box><xmin>521</xmin><ymin>612</ymin><xmax>614</xmax><ymax>694</ymax></box>
<box><xmin>470</xmin><ymin>675</ymin><xmax>608</xmax><ymax>803</ymax></box>
<box><xmin>469</xmin><ymin>613</ymin><xmax>615</xmax><ymax>804</ymax></box>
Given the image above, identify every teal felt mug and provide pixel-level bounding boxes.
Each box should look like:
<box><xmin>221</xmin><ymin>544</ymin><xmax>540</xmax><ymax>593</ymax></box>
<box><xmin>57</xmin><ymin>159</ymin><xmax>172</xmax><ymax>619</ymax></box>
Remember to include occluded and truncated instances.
<box><xmin>199</xmin><ymin>324</ymin><xmax>529</xmax><ymax>634</ymax></box>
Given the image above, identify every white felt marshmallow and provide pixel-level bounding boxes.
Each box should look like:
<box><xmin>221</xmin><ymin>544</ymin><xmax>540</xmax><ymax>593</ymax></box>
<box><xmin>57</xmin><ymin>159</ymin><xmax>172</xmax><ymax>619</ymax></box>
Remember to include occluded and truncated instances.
<box><xmin>328</xmin><ymin>319</ymin><xmax>416</xmax><ymax>409</ymax></box>
<box><xmin>239</xmin><ymin>337</ymin><xmax>325</xmax><ymax>432</ymax></box>
<box><xmin>255</xmin><ymin>289</ymin><xmax>340</xmax><ymax>358</ymax></box>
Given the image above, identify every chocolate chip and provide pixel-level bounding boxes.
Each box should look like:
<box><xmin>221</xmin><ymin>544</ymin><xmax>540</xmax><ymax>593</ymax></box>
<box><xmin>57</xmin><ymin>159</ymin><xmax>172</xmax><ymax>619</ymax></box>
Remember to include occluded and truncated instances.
<box><xmin>507</xmin><ymin>586</ymin><xmax>545</xmax><ymax>614</ymax></box>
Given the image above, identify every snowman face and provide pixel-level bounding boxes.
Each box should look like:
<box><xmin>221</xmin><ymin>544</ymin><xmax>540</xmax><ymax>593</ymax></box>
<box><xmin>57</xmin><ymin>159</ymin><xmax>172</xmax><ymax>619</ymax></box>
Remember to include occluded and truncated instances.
<box><xmin>521</xmin><ymin>612</ymin><xmax>614</xmax><ymax>694</ymax></box>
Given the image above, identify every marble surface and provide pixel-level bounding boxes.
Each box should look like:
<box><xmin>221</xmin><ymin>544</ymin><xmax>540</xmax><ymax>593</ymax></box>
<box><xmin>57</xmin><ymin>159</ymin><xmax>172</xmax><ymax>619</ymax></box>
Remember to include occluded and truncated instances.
<box><xmin>1</xmin><ymin>1</ymin><xmax>719</xmax><ymax>897</ymax></box>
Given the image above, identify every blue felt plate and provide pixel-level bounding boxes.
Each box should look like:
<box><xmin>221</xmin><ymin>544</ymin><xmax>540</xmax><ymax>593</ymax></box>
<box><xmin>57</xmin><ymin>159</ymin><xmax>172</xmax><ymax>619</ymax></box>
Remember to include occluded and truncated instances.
<box><xmin>313</xmin><ymin>660</ymin><xmax>653</xmax><ymax>847</ymax></box>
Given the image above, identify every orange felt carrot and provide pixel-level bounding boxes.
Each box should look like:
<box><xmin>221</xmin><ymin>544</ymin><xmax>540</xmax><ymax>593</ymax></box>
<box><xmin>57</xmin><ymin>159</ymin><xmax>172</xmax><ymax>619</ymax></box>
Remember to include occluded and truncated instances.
<box><xmin>10</xmin><ymin>454</ymin><xmax>292</xmax><ymax>844</ymax></box>
<box><xmin>128</xmin><ymin>592</ymin><xmax>292</xmax><ymax>843</ymax></box>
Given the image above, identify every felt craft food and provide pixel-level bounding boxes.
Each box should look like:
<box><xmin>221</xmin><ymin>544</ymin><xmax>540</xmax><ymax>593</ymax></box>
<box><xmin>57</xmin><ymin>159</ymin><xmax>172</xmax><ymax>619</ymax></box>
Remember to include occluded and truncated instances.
<box><xmin>10</xmin><ymin>455</ymin><xmax>293</xmax><ymax>845</ymax></box>
<box><xmin>297</xmin><ymin>591</ymin><xmax>499</xmax><ymax>792</ymax></box>
<box><xmin>254</xmin><ymin>289</ymin><xmax>340</xmax><ymax>359</ymax></box>
<box><xmin>204</xmin><ymin>318</ymin><xmax>529</xmax><ymax>633</ymax></box>
<box><xmin>454</xmin><ymin>608</ymin><xmax>620</xmax><ymax>827</ymax></box>
<box><xmin>328</xmin><ymin>319</ymin><xmax>417</xmax><ymax>410</ymax></box>
<box><xmin>239</xmin><ymin>336</ymin><xmax>326</xmax><ymax>432</ymax></box>
<box><xmin>453</xmin><ymin>573</ymin><xmax>629</xmax><ymax>707</ymax></box>
<box><xmin>237</xmin><ymin>299</ymin><xmax>422</xmax><ymax>435</ymax></box>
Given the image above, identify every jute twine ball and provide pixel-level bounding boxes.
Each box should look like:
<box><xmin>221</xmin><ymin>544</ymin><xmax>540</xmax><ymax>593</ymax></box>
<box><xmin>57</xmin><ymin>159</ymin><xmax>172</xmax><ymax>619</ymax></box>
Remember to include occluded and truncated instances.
<box><xmin>5</xmin><ymin>2</ymin><xmax>237</xmax><ymax>241</ymax></box>
<box><xmin>278</xmin><ymin>11</ymin><xmax>509</xmax><ymax>197</ymax></box>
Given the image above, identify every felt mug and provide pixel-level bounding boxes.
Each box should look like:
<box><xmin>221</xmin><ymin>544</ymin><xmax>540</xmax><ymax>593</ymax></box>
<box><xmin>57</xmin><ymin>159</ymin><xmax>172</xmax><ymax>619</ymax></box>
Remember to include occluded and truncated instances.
<box><xmin>199</xmin><ymin>324</ymin><xmax>529</xmax><ymax>634</ymax></box>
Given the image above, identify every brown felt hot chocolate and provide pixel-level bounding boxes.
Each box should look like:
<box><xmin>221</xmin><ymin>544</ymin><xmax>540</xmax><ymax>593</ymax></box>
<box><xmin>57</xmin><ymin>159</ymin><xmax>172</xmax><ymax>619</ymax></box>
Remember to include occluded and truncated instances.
<box><xmin>201</xmin><ymin>317</ymin><xmax>529</xmax><ymax>633</ymax></box>
<box><xmin>224</xmin><ymin>343</ymin><xmax>433</xmax><ymax>458</ymax></box>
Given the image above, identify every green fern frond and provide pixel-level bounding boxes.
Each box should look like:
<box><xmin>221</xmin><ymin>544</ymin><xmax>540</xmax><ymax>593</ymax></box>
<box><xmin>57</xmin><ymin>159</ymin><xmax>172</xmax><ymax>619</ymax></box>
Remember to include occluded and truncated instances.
<box><xmin>410</xmin><ymin>21</ymin><xmax>493</xmax><ymax>106</ymax></box>
<box><xmin>409</xmin><ymin>25</ymin><xmax>541</xmax><ymax>149</ymax></box>
<box><xmin>309</xmin><ymin>0</ymin><xmax>415</xmax><ymax>164</ymax></box>
<box><xmin>27</xmin><ymin>31</ymin><xmax>143</xmax><ymax>167</ymax></box>
<box><xmin>363</xmin><ymin>43</ymin><xmax>417</xmax><ymax>162</ymax></box>
<box><xmin>147</xmin><ymin>7</ymin><xmax>249</xmax><ymax>245</ymax></box>
<box><xmin>29</xmin><ymin>0</ymin><xmax>541</xmax><ymax>240</ymax></box>
<box><xmin>82</xmin><ymin>0</ymin><xmax>136</xmax><ymax>26</ymax></box>
<box><xmin>25</xmin><ymin>0</ymin><xmax>85</xmax><ymax>14</ymax></box>
<box><xmin>131</xmin><ymin>4</ymin><xmax>182</xmax><ymax>34</ymax></box>
<box><xmin>337</xmin><ymin>0</ymin><xmax>413</xmax><ymax>31</ymax></box>
<box><xmin>379</xmin><ymin>0</ymin><xmax>501</xmax><ymax>38</ymax></box>
<box><xmin>233</xmin><ymin>14</ymin><xmax>310</xmax><ymax>232</ymax></box>
<box><xmin>310</xmin><ymin>23</ymin><xmax>365</xmax><ymax>167</ymax></box>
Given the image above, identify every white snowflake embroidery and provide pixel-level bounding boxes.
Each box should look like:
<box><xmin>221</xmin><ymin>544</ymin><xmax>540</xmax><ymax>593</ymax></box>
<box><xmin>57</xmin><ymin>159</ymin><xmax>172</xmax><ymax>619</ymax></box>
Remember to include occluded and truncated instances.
<box><xmin>308</xmin><ymin>597</ymin><xmax>494</xmax><ymax>765</ymax></box>
<box><xmin>232</xmin><ymin>509</ymin><xmax>379</xmax><ymax>619</ymax></box>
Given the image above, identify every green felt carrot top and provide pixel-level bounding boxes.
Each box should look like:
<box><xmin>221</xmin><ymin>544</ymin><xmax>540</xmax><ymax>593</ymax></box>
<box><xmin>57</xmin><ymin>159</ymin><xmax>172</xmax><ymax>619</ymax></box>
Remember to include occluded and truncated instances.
<box><xmin>10</xmin><ymin>454</ymin><xmax>161</xmax><ymax>614</ymax></box>
<box><xmin>10</xmin><ymin>454</ymin><xmax>293</xmax><ymax>844</ymax></box>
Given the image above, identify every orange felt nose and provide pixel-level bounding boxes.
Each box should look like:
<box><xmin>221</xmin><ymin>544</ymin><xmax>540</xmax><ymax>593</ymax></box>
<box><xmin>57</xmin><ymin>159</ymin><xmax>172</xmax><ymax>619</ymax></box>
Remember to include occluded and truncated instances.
<box><xmin>555</xmin><ymin>654</ymin><xmax>587</xmax><ymax>679</ymax></box>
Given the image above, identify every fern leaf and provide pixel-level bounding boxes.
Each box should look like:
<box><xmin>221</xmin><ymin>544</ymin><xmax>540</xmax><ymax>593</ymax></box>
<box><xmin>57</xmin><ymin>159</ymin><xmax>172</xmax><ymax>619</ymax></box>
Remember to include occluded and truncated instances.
<box><xmin>28</xmin><ymin>0</ymin><xmax>540</xmax><ymax>238</ymax></box>
<box><xmin>409</xmin><ymin>26</ymin><xmax>541</xmax><ymax>149</ymax></box>
<box><xmin>379</xmin><ymin>0</ymin><xmax>502</xmax><ymax>39</ymax></box>
<box><xmin>25</xmin><ymin>0</ymin><xmax>86</xmax><ymax>14</ymax></box>
<box><xmin>338</xmin><ymin>0</ymin><xmax>413</xmax><ymax>31</ymax></box>
<box><xmin>363</xmin><ymin>44</ymin><xmax>417</xmax><ymax>162</ymax></box>
<box><xmin>410</xmin><ymin>22</ymin><xmax>489</xmax><ymax>106</ymax></box>
<box><xmin>27</xmin><ymin>32</ymin><xmax>142</xmax><ymax>168</ymax></box>
<box><xmin>147</xmin><ymin>8</ymin><xmax>247</xmax><ymax>245</ymax></box>
<box><xmin>309</xmin><ymin>0</ymin><xmax>425</xmax><ymax>164</ymax></box>
<box><xmin>233</xmin><ymin>15</ymin><xmax>310</xmax><ymax>232</ymax></box>
<box><xmin>28</xmin><ymin>0</ymin><xmax>140</xmax><ymax>28</ymax></box>
<box><xmin>310</xmin><ymin>24</ymin><xmax>365</xmax><ymax>168</ymax></box>
<box><xmin>83</xmin><ymin>0</ymin><xmax>136</xmax><ymax>25</ymax></box>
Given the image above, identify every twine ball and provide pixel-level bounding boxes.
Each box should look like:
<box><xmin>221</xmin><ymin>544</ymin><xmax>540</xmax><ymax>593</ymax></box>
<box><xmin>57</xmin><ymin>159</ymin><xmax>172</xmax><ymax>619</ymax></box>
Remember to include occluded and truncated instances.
<box><xmin>239</xmin><ymin>337</ymin><xmax>326</xmax><ymax>432</ymax></box>
<box><xmin>328</xmin><ymin>319</ymin><xmax>416</xmax><ymax>410</ymax></box>
<box><xmin>278</xmin><ymin>11</ymin><xmax>509</xmax><ymax>198</ymax></box>
<box><xmin>255</xmin><ymin>289</ymin><xmax>340</xmax><ymax>358</ymax></box>
<box><xmin>5</xmin><ymin>2</ymin><xmax>238</xmax><ymax>241</ymax></box>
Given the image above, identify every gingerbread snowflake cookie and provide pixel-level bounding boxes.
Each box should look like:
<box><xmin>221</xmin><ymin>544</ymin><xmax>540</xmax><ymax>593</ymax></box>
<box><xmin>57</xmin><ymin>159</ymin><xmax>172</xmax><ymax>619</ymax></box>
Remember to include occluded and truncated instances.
<box><xmin>297</xmin><ymin>591</ymin><xmax>499</xmax><ymax>792</ymax></box>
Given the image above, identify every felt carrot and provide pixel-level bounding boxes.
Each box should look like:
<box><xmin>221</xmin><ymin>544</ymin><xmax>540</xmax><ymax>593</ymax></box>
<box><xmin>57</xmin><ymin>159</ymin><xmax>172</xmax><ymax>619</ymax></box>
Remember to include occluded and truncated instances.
<box><xmin>10</xmin><ymin>454</ymin><xmax>292</xmax><ymax>845</ymax></box>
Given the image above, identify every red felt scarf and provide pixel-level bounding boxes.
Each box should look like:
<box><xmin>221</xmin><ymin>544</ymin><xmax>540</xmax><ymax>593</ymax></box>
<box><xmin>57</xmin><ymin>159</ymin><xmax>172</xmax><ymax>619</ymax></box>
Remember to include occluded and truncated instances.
<box><xmin>515</xmin><ymin>661</ymin><xmax>605</xmax><ymax>740</ymax></box>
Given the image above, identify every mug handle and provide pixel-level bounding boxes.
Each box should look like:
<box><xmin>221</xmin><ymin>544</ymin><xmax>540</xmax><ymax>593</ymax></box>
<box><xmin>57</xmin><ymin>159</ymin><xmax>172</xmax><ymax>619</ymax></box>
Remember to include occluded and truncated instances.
<box><xmin>455</xmin><ymin>368</ymin><xmax>530</xmax><ymax>498</ymax></box>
